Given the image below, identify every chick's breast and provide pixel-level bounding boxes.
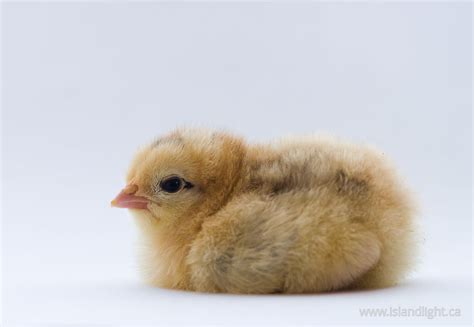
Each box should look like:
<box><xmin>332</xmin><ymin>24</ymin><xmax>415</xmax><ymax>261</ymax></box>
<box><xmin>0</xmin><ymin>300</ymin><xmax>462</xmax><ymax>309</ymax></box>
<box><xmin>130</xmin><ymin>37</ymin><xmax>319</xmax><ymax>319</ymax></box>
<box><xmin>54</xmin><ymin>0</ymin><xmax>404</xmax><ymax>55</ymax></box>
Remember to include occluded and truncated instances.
<box><xmin>186</xmin><ymin>136</ymin><xmax>416</xmax><ymax>294</ymax></box>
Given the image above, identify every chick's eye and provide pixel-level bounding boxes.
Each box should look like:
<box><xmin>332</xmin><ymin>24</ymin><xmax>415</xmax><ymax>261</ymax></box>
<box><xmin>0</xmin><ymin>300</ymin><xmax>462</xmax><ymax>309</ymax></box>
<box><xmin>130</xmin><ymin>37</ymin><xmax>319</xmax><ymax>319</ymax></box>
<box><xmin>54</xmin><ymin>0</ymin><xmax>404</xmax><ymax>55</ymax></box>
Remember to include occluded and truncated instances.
<box><xmin>160</xmin><ymin>177</ymin><xmax>183</xmax><ymax>193</ymax></box>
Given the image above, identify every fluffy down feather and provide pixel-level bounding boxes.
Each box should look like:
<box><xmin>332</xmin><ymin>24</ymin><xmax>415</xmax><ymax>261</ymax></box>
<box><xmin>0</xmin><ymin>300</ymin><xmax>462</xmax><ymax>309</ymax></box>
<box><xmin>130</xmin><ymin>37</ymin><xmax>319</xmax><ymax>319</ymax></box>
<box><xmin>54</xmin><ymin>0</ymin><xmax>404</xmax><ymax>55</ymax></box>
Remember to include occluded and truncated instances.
<box><xmin>112</xmin><ymin>128</ymin><xmax>417</xmax><ymax>294</ymax></box>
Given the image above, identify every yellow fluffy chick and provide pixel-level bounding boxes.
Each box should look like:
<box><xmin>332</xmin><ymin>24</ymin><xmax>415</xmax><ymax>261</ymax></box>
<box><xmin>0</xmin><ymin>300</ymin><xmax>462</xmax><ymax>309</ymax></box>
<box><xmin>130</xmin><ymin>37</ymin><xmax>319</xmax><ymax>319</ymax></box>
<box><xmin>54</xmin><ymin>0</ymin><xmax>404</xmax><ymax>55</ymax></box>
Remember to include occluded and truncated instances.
<box><xmin>112</xmin><ymin>128</ymin><xmax>417</xmax><ymax>294</ymax></box>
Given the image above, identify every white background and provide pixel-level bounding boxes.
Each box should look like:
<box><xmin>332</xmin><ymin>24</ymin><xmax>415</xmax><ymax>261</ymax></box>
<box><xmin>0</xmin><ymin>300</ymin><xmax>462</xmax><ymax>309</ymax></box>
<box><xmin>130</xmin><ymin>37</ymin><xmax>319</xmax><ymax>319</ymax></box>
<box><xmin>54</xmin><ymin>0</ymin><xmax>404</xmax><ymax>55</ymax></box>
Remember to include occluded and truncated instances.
<box><xmin>2</xmin><ymin>2</ymin><xmax>472</xmax><ymax>326</ymax></box>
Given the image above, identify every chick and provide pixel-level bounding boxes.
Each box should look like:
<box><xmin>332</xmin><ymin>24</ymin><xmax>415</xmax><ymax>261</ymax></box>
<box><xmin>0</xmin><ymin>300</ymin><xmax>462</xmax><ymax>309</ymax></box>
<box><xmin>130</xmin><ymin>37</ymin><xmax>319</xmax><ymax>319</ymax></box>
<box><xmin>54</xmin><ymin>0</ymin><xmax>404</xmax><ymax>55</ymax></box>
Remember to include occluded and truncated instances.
<box><xmin>111</xmin><ymin>128</ymin><xmax>417</xmax><ymax>294</ymax></box>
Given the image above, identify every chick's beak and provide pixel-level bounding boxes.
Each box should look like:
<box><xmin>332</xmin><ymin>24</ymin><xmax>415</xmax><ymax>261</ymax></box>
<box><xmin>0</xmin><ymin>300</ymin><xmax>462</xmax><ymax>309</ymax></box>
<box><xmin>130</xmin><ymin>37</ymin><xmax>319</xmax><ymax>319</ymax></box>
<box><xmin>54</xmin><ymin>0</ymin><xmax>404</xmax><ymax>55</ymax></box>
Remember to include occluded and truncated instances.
<box><xmin>111</xmin><ymin>184</ymin><xmax>149</xmax><ymax>209</ymax></box>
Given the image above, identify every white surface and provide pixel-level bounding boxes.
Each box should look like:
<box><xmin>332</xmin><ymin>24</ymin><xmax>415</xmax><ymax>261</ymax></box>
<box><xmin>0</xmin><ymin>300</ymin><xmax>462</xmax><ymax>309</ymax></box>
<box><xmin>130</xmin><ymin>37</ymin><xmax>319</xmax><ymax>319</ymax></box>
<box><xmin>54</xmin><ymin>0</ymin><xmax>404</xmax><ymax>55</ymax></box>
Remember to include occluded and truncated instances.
<box><xmin>2</xmin><ymin>2</ymin><xmax>472</xmax><ymax>326</ymax></box>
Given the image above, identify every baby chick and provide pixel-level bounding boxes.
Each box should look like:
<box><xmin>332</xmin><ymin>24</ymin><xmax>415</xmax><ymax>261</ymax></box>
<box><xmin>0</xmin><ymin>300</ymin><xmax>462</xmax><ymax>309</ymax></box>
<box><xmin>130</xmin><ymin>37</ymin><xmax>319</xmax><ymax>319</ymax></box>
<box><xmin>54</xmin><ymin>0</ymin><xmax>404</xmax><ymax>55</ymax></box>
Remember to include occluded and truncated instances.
<box><xmin>112</xmin><ymin>128</ymin><xmax>417</xmax><ymax>294</ymax></box>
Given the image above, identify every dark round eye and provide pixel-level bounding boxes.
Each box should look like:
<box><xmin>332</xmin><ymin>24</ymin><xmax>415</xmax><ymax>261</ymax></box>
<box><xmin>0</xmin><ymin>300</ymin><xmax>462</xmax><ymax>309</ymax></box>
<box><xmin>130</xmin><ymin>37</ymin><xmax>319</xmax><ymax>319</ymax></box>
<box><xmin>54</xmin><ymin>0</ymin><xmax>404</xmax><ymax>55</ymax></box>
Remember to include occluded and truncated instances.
<box><xmin>160</xmin><ymin>177</ymin><xmax>183</xmax><ymax>193</ymax></box>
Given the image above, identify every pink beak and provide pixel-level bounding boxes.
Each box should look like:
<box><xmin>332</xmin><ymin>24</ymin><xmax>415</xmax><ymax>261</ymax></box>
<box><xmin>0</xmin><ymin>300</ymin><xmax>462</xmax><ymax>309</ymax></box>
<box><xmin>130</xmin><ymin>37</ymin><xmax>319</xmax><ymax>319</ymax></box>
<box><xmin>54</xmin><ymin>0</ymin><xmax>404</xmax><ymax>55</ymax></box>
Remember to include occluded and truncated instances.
<box><xmin>111</xmin><ymin>184</ymin><xmax>149</xmax><ymax>209</ymax></box>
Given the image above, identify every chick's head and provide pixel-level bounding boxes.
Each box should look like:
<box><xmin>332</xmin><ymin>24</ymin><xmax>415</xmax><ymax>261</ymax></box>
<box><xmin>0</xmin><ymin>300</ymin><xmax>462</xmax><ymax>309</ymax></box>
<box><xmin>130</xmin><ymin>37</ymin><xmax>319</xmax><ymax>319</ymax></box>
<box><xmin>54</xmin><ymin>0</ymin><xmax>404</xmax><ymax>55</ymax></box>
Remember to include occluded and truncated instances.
<box><xmin>112</xmin><ymin>129</ymin><xmax>246</xmax><ymax>226</ymax></box>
